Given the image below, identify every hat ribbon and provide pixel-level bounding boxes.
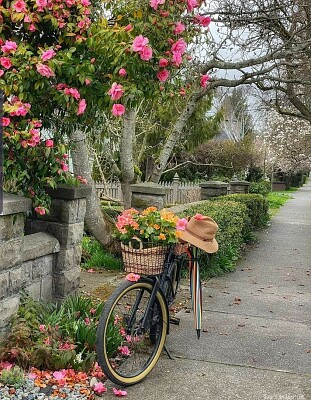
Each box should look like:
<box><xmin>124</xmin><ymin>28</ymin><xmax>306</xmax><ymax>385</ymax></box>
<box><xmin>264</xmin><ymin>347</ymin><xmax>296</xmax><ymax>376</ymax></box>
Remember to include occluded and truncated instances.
<box><xmin>185</xmin><ymin>226</ymin><xmax>213</xmax><ymax>242</ymax></box>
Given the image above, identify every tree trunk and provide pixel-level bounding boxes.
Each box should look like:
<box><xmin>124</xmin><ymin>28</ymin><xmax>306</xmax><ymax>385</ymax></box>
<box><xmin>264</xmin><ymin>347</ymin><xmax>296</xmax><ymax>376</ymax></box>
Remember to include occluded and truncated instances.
<box><xmin>70</xmin><ymin>129</ymin><xmax>114</xmax><ymax>248</ymax></box>
<box><xmin>120</xmin><ymin>108</ymin><xmax>136</xmax><ymax>208</ymax></box>
<box><xmin>149</xmin><ymin>92</ymin><xmax>204</xmax><ymax>183</ymax></box>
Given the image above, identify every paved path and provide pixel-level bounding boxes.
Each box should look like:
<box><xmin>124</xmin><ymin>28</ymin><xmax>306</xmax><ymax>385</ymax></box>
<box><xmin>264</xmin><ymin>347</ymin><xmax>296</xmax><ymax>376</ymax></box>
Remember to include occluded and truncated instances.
<box><xmin>103</xmin><ymin>181</ymin><xmax>311</xmax><ymax>400</ymax></box>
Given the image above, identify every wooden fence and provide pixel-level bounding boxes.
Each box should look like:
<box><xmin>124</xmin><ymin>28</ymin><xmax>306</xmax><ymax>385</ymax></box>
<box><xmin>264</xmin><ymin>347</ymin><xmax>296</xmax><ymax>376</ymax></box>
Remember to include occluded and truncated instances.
<box><xmin>95</xmin><ymin>177</ymin><xmax>201</xmax><ymax>205</ymax></box>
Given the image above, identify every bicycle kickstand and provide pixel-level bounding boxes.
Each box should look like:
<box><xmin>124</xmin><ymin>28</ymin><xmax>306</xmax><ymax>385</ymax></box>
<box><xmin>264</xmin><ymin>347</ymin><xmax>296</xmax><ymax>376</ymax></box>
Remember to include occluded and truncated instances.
<box><xmin>164</xmin><ymin>345</ymin><xmax>174</xmax><ymax>360</ymax></box>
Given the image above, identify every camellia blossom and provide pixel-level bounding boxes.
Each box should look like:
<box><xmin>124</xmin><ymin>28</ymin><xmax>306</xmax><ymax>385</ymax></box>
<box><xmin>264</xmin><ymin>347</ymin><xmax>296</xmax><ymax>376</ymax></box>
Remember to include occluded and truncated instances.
<box><xmin>150</xmin><ymin>0</ymin><xmax>165</xmax><ymax>10</ymax></box>
<box><xmin>1</xmin><ymin>40</ymin><xmax>18</xmax><ymax>54</ymax></box>
<box><xmin>171</xmin><ymin>38</ymin><xmax>187</xmax><ymax>54</ymax></box>
<box><xmin>12</xmin><ymin>0</ymin><xmax>27</xmax><ymax>12</ymax></box>
<box><xmin>36</xmin><ymin>0</ymin><xmax>47</xmax><ymax>10</ymax></box>
<box><xmin>195</xmin><ymin>15</ymin><xmax>211</xmax><ymax>27</ymax></box>
<box><xmin>1</xmin><ymin>117</ymin><xmax>10</xmax><ymax>126</ymax></box>
<box><xmin>118</xmin><ymin>68</ymin><xmax>127</xmax><ymax>76</ymax></box>
<box><xmin>45</xmin><ymin>139</ymin><xmax>54</xmax><ymax>147</ymax></box>
<box><xmin>139</xmin><ymin>46</ymin><xmax>153</xmax><ymax>61</ymax></box>
<box><xmin>108</xmin><ymin>82</ymin><xmax>125</xmax><ymax>101</ymax></box>
<box><xmin>174</xmin><ymin>21</ymin><xmax>185</xmax><ymax>35</ymax></box>
<box><xmin>159</xmin><ymin>58</ymin><xmax>169</xmax><ymax>67</ymax></box>
<box><xmin>176</xmin><ymin>218</ymin><xmax>188</xmax><ymax>231</ymax></box>
<box><xmin>0</xmin><ymin>57</ymin><xmax>12</xmax><ymax>69</ymax></box>
<box><xmin>93</xmin><ymin>382</ymin><xmax>107</xmax><ymax>394</ymax></box>
<box><xmin>126</xmin><ymin>273</ymin><xmax>140</xmax><ymax>282</ymax></box>
<box><xmin>132</xmin><ymin>35</ymin><xmax>149</xmax><ymax>52</ymax></box>
<box><xmin>113</xmin><ymin>388</ymin><xmax>128</xmax><ymax>397</ymax></box>
<box><xmin>36</xmin><ymin>63</ymin><xmax>55</xmax><ymax>78</ymax></box>
<box><xmin>194</xmin><ymin>213</ymin><xmax>205</xmax><ymax>220</ymax></box>
<box><xmin>41</xmin><ymin>49</ymin><xmax>56</xmax><ymax>61</ymax></box>
<box><xmin>157</xmin><ymin>69</ymin><xmax>169</xmax><ymax>82</ymax></box>
<box><xmin>187</xmin><ymin>0</ymin><xmax>198</xmax><ymax>12</ymax></box>
<box><xmin>0</xmin><ymin>70</ymin><xmax>4</xmax><ymax>77</ymax></box>
<box><xmin>34</xmin><ymin>206</ymin><xmax>46</xmax><ymax>215</ymax></box>
<box><xmin>64</xmin><ymin>87</ymin><xmax>80</xmax><ymax>99</ymax></box>
<box><xmin>172</xmin><ymin>51</ymin><xmax>182</xmax><ymax>66</ymax></box>
<box><xmin>112</xmin><ymin>104</ymin><xmax>125</xmax><ymax>117</ymax></box>
<box><xmin>77</xmin><ymin>99</ymin><xmax>87</xmax><ymax>115</ymax></box>
<box><xmin>200</xmin><ymin>74</ymin><xmax>210</xmax><ymax>88</ymax></box>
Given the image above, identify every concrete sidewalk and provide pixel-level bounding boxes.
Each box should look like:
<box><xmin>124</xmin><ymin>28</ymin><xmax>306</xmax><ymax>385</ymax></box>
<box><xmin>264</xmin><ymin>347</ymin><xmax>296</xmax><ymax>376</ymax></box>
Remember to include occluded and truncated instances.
<box><xmin>103</xmin><ymin>181</ymin><xmax>311</xmax><ymax>400</ymax></box>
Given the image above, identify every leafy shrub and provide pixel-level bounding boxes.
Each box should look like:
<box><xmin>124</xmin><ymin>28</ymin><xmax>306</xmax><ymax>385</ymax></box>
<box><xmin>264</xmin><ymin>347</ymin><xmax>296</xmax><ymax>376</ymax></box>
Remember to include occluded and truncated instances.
<box><xmin>213</xmin><ymin>193</ymin><xmax>269</xmax><ymax>228</ymax></box>
<box><xmin>181</xmin><ymin>200</ymin><xmax>250</xmax><ymax>277</ymax></box>
<box><xmin>249</xmin><ymin>180</ymin><xmax>271</xmax><ymax>196</ymax></box>
<box><xmin>82</xmin><ymin>236</ymin><xmax>122</xmax><ymax>271</ymax></box>
<box><xmin>0</xmin><ymin>366</ymin><xmax>25</xmax><ymax>388</ymax></box>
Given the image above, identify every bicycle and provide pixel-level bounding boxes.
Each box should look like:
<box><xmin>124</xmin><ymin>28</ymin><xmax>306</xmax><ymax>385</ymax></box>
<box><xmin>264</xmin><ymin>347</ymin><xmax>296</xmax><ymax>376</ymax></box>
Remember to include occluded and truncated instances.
<box><xmin>95</xmin><ymin>243</ymin><xmax>188</xmax><ymax>386</ymax></box>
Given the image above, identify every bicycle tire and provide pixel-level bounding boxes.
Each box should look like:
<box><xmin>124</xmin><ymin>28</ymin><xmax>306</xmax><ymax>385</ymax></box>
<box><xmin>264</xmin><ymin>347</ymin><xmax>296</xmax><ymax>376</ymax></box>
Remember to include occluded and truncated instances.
<box><xmin>96</xmin><ymin>279</ymin><xmax>168</xmax><ymax>386</ymax></box>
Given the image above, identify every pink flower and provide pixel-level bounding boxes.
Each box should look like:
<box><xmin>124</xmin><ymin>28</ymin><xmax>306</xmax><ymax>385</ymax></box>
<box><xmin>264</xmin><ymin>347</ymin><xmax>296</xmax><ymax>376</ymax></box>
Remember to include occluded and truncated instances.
<box><xmin>0</xmin><ymin>362</ymin><xmax>13</xmax><ymax>370</ymax></box>
<box><xmin>112</xmin><ymin>104</ymin><xmax>125</xmax><ymax>117</ymax></box>
<box><xmin>24</xmin><ymin>15</ymin><xmax>31</xmax><ymax>22</ymax></box>
<box><xmin>139</xmin><ymin>46</ymin><xmax>153</xmax><ymax>61</ymax></box>
<box><xmin>200</xmin><ymin>74</ymin><xmax>210</xmax><ymax>88</ymax></box>
<box><xmin>81</xmin><ymin>0</ymin><xmax>91</xmax><ymax>5</ymax></box>
<box><xmin>53</xmin><ymin>370</ymin><xmax>67</xmax><ymax>381</ymax></box>
<box><xmin>77</xmin><ymin>99</ymin><xmax>87</xmax><ymax>115</ymax></box>
<box><xmin>64</xmin><ymin>87</ymin><xmax>80</xmax><ymax>100</ymax></box>
<box><xmin>0</xmin><ymin>57</ymin><xmax>12</xmax><ymax>69</ymax></box>
<box><xmin>36</xmin><ymin>0</ymin><xmax>47</xmax><ymax>9</ymax></box>
<box><xmin>150</xmin><ymin>0</ymin><xmax>165</xmax><ymax>10</ymax></box>
<box><xmin>132</xmin><ymin>35</ymin><xmax>149</xmax><ymax>52</ymax></box>
<box><xmin>85</xmin><ymin>317</ymin><xmax>90</xmax><ymax>325</ymax></box>
<box><xmin>176</xmin><ymin>218</ymin><xmax>188</xmax><ymax>231</ymax></box>
<box><xmin>124</xmin><ymin>24</ymin><xmax>132</xmax><ymax>32</ymax></box>
<box><xmin>41</xmin><ymin>49</ymin><xmax>56</xmax><ymax>61</ymax></box>
<box><xmin>1</xmin><ymin>40</ymin><xmax>18</xmax><ymax>54</ymax></box>
<box><xmin>45</xmin><ymin>139</ymin><xmax>54</xmax><ymax>148</ymax></box>
<box><xmin>174</xmin><ymin>22</ymin><xmax>185</xmax><ymax>35</ymax></box>
<box><xmin>34</xmin><ymin>206</ymin><xmax>46</xmax><ymax>216</ymax></box>
<box><xmin>171</xmin><ymin>38</ymin><xmax>187</xmax><ymax>54</ymax></box>
<box><xmin>28</xmin><ymin>24</ymin><xmax>36</xmax><ymax>32</ymax></box>
<box><xmin>157</xmin><ymin>69</ymin><xmax>169</xmax><ymax>82</ymax></box>
<box><xmin>195</xmin><ymin>15</ymin><xmax>211</xmax><ymax>27</ymax></box>
<box><xmin>187</xmin><ymin>0</ymin><xmax>198</xmax><ymax>12</ymax></box>
<box><xmin>90</xmin><ymin>308</ymin><xmax>96</xmax><ymax>315</ymax></box>
<box><xmin>61</xmin><ymin>162</ymin><xmax>69</xmax><ymax>172</ymax></box>
<box><xmin>28</xmin><ymin>372</ymin><xmax>37</xmax><ymax>379</ymax></box>
<box><xmin>85</xmin><ymin>78</ymin><xmax>91</xmax><ymax>85</ymax></box>
<box><xmin>1</xmin><ymin>117</ymin><xmax>10</xmax><ymax>126</ymax></box>
<box><xmin>12</xmin><ymin>0</ymin><xmax>27</xmax><ymax>12</ymax></box>
<box><xmin>0</xmin><ymin>70</ymin><xmax>4</xmax><ymax>77</ymax></box>
<box><xmin>172</xmin><ymin>51</ymin><xmax>182</xmax><ymax>66</ymax></box>
<box><xmin>126</xmin><ymin>273</ymin><xmax>140</xmax><ymax>282</ymax></box>
<box><xmin>39</xmin><ymin>324</ymin><xmax>46</xmax><ymax>332</ymax></box>
<box><xmin>113</xmin><ymin>388</ymin><xmax>128</xmax><ymax>397</ymax></box>
<box><xmin>159</xmin><ymin>58</ymin><xmax>169</xmax><ymax>67</ymax></box>
<box><xmin>36</xmin><ymin>63</ymin><xmax>55</xmax><ymax>78</ymax></box>
<box><xmin>118</xmin><ymin>68</ymin><xmax>127</xmax><ymax>77</ymax></box>
<box><xmin>108</xmin><ymin>82</ymin><xmax>125</xmax><ymax>101</ymax></box>
<box><xmin>93</xmin><ymin>382</ymin><xmax>107</xmax><ymax>394</ymax></box>
<box><xmin>194</xmin><ymin>213</ymin><xmax>205</xmax><ymax>220</ymax></box>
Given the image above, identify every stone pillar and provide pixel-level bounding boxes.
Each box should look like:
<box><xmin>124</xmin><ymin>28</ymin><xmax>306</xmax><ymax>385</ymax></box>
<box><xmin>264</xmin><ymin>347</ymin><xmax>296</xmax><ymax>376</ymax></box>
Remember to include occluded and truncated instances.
<box><xmin>0</xmin><ymin>194</ymin><xmax>32</xmax><ymax>335</ymax></box>
<box><xmin>272</xmin><ymin>181</ymin><xmax>286</xmax><ymax>191</ymax></box>
<box><xmin>199</xmin><ymin>181</ymin><xmax>229</xmax><ymax>200</ymax></box>
<box><xmin>130</xmin><ymin>182</ymin><xmax>170</xmax><ymax>210</ymax></box>
<box><xmin>229</xmin><ymin>180</ymin><xmax>250</xmax><ymax>194</ymax></box>
<box><xmin>27</xmin><ymin>185</ymin><xmax>90</xmax><ymax>301</ymax></box>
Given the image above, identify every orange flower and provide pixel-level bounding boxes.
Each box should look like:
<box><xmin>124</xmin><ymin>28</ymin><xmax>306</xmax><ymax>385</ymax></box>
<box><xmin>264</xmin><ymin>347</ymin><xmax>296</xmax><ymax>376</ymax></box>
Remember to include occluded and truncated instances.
<box><xmin>175</xmin><ymin>230</ymin><xmax>183</xmax><ymax>238</ymax></box>
<box><xmin>142</xmin><ymin>206</ymin><xmax>158</xmax><ymax>215</ymax></box>
<box><xmin>140</xmin><ymin>229</ymin><xmax>144</xmax><ymax>234</ymax></box>
<box><xmin>153</xmin><ymin>224</ymin><xmax>160</xmax><ymax>230</ymax></box>
<box><xmin>158</xmin><ymin>233</ymin><xmax>166</xmax><ymax>240</ymax></box>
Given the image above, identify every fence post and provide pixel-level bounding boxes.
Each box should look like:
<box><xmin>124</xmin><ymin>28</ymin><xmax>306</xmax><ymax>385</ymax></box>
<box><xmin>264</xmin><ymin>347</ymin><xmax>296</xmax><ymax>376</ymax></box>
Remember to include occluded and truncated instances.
<box><xmin>172</xmin><ymin>173</ymin><xmax>180</xmax><ymax>204</ymax></box>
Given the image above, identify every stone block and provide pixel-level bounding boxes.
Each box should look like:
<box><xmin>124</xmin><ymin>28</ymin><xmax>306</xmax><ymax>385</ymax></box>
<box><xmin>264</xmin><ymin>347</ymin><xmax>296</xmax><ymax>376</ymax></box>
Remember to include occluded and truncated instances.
<box><xmin>41</xmin><ymin>275</ymin><xmax>53</xmax><ymax>301</ymax></box>
<box><xmin>9</xmin><ymin>261</ymin><xmax>32</xmax><ymax>295</ymax></box>
<box><xmin>2</xmin><ymin>193</ymin><xmax>32</xmax><ymax>216</ymax></box>
<box><xmin>229</xmin><ymin>180</ymin><xmax>250</xmax><ymax>194</ymax></box>
<box><xmin>200</xmin><ymin>181</ymin><xmax>229</xmax><ymax>199</ymax></box>
<box><xmin>22</xmin><ymin>232</ymin><xmax>60</xmax><ymax>262</ymax></box>
<box><xmin>0</xmin><ymin>295</ymin><xmax>20</xmax><ymax>329</ymax></box>
<box><xmin>54</xmin><ymin>246</ymin><xmax>82</xmax><ymax>273</ymax></box>
<box><xmin>0</xmin><ymin>213</ymin><xmax>25</xmax><ymax>243</ymax></box>
<box><xmin>32</xmin><ymin>255</ymin><xmax>54</xmax><ymax>280</ymax></box>
<box><xmin>0</xmin><ymin>238</ymin><xmax>22</xmax><ymax>271</ymax></box>
<box><xmin>25</xmin><ymin>281</ymin><xmax>41</xmax><ymax>301</ymax></box>
<box><xmin>45</xmin><ymin>185</ymin><xmax>91</xmax><ymax>200</ymax></box>
<box><xmin>53</xmin><ymin>267</ymin><xmax>81</xmax><ymax>299</ymax></box>
<box><xmin>39</xmin><ymin>198</ymin><xmax>86</xmax><ymax>224</ymax></box>
<box><xmin>272</xmin><ymin>181</ymin><xmax>286</xmax><ymax>191</ymax></box>
<box><xmin>0</xmin><ymin>271</ymin><xmax>10</xmax><ymax>299</ymax></box>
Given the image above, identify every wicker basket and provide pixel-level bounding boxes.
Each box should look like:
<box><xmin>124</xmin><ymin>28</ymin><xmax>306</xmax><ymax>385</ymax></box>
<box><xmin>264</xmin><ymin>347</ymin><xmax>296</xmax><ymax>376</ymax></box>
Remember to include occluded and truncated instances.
<box><xmin>121</xmin><ymin>238</ymin><xmax>168</xmax><ymax>275</ymax></box>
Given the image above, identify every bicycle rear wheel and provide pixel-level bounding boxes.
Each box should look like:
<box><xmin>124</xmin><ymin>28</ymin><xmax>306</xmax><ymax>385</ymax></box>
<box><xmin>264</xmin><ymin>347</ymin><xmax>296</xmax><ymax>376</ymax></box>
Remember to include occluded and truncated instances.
<box><xmin>96</xmin><ymin>280</ymin><xmax>168</xmax><ymax>386</ymax></box>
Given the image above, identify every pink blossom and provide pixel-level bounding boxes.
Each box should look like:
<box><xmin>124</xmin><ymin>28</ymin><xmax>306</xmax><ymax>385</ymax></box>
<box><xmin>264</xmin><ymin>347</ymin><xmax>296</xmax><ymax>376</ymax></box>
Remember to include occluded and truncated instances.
<box><xmin>36</xmin><ymin>63</ymin><xmax>55</xmax><ymax>78</ymax></box>
<box><xmin>90</xmin><ymin>308</ymin><xmax>96</xmax><ymax>315</ymax></box>
<box><xmin>176</xmin><ymin>218</ymin><xmax>188</xmax><ymax>231</ymax></box>
<box><xmin>64</xmin><ymin>87</ymin><xmax>80</xmax><ymax>99</ymax></box>
<box><xmin>108</xmin><ymin>82</ymin><xmax>125</xmax><ymax>101</ymax></box>
<box><xmin>113</xmin><ymin>388</ymin><xmax>128</xmax><ymax>397</ymax></box>
<box><xmin>77</xmin><ymin>99</ymin><xmax>87</xmax><ymax>115</ymax></box>
<box><xmin>118</xmin><ymin>68</ymin><xmax>127</xmax><ymax>77</ymax></box>
<box><xmin>200</xmin><ymin>74</ymin><xmax>210</xmax><ymax>88</ymax></box>
<box><xmin>39</xmin><ymin>324</ymin><xmax>46</xmax><ymax>332</ymax></box>
<box><xmin>87</xmin><ymin>268</ymin><xmax>95</xmax><ymax>273</ymax></box>
<box><xmin>61</xmin><ymin>162</ymin><xmax>69</xmax><ymax>172</ymax></box>
<box><xmin>139</xmin><ymin>46</ymin><xmax>153</xmax><ymax>61</ymax></box>
<box><xmin>118</xmin><ymin>346</ymin><xmax>130</xmax><ymax>356</ymax></box>
<box><xmin>84</xmin><ymin>317</ymin><xmax>90</xmax><ymax>325</ymax></box>
<box><xmin>28</xmin><ymin>372</ymin><xmax>37</xmax><ymax>379</ymax></box>
<box><xmin>81</xmin><ymin>0</ymin><xmax>91</xmax><ymax>5</ymax></box>
<box><xmin>28</xmin><ymin>24</ymin><xmax>36</xmax><ymax>32</ymax></box>
<box><xmin>85</xmin><ymin>78</ymin><xmax>91</xmax><ymax>85</ymax></box>
<box><xmin>1</xmin><ymin>40</ymin><xmax>18</xmax><ymax>54</ymax></box>
<box><xmin>195</xmin><ymin>15</ymin><xmax>211</xmax><ymax>27</ymax></box>
<box><xmin>132</xmin><ymin>35</ymin><xmax>149</xmax><ymax>52</ymax></box>
<box><xmin>45</xmin><ymin>139</ymin><xmax>54</xmax><ymax>148</ymax></box>
<box><xmin>0</xmin><ymin>361</ymin><xmax>13</xmax><ymax>370</ymax></box>
<box><xmin>124</xmin><ymin>24</ymin><xmax>133</xmax><ymax>32</ymax></box>
<box><xmin>159</xmin><ymin>58</ymin><xmax>169</xmax><ymax>67</ymax></box>
<box><xmin>1</xmin><ymin>117</ymin><xmax>10</xmax><ymax>126</ymax></box>
<box><xmin>194</xmin><ymin>213</ymin><xmax>205</xmax><ymax>220</ymax></box>
<box><xmin>36</xmin><ymin>0</ymin><xmax>47</xmax><ymax>9</ymax></box>
<box><xmin>0</xmin><ymin>70</ymin><xmax>4</xmax><ymax>77</ymax></box>
<box><xmin>150</xmin><ymin>0</ymin><xmax>165</xmax><ymax>10</ymax></box>
<box><xmin>187</xmin><ymin>0</ymin><xmax>198</xmax><ymax>12</ymax></box>
<box><xmin>34</xmin><ymin>206</ymin><xmax>46</xmax><ymax>216</ymax></box>
<box><xmin>174</xmin><ymin>22</ymin><xmax>185</xmax><ymax>35</ymax></box>
<box><xmin>24</xmin><ymin>15</ymin><xmax>31</xmax><ymax>22</ymax></box>
<box><xmin>157</xmin><ymin>69</ymin><xmax>169</xmax><ymax>82</ymax></box>
<box><xmin>126</xmin><ymin>273</ymin><xmax>140</xmax><ymax>282</ymax></box>
<box><xmin>41</xmin><ymin>49</ymin><xmax>56</xmax><ymax>61</ymax></box>
<box><xmin>112</xmin><ymin>104</ymin><xmax>125</xmax><ymax>117</ymax></box>
<box><xmin>12</xmin><ymin>0</ymin><xmax>27</xmax><ymax>12</ymax></box>
<box><xmin>93</xmin><ymin>382</ymin><xmax>107</xmax><ymax>394</ymax></box>
<box><xmin>172</xmin><ymin>51</ymin><xmax>182</xmax><ymax>66</ymax></box>
<box><xmin>171</xmin><ymin>38</ymin><xmax>187</xmax><ymax>54</ymax></box>
<box><xmin>53</xmin><ymin>370</ymin><xmax>67</xmax><ymax>381</ymax></box>
<box><xmin>0</xmin><ymin>57</ymin><xmax>12</xmax><ymax>69</ymax></box>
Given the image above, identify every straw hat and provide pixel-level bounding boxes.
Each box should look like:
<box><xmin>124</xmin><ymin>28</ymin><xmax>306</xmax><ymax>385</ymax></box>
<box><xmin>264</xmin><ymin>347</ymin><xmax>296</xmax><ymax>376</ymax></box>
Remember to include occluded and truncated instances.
<box><xmin>179</xmin><ymin>214</ymin><xmax>218</xmax><ymax>253</ymax></box>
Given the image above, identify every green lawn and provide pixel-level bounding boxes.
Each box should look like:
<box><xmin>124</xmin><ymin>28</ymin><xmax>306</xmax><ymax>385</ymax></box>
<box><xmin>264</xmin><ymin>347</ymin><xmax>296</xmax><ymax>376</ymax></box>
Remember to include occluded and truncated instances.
<box><xmin>267</xmin><ymin>189</ymin><xmax>297</xmax><ymax>217</ymax></box>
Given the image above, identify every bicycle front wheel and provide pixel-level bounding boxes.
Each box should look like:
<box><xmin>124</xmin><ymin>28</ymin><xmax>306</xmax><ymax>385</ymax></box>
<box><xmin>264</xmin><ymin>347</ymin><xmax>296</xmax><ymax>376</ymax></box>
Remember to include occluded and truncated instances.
<box><xmin>96</xmin><ymin>280</ymin><xmax>168</xmax><ymax>386</ymax></box>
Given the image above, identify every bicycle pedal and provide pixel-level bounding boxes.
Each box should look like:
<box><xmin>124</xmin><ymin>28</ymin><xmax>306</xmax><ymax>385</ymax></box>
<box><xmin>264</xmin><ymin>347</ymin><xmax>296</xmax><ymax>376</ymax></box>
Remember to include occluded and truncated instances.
<box><xmin>169</xmin><ymin>316</ymin><xmax>180</xmax><ymax>325</ymax></box>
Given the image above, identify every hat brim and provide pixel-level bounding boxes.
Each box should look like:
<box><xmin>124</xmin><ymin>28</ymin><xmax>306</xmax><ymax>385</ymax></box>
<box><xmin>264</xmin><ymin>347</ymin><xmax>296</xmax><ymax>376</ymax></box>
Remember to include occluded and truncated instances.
<box><xmin>179</xmin><ymin>230</ymin><xmax>218</xmax><ymax>254</ymax></box>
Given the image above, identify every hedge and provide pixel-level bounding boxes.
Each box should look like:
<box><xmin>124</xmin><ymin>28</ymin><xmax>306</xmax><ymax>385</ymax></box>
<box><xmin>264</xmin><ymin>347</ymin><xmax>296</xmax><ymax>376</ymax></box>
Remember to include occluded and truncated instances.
<box><xmin>249</xmin><ymin>180</ymin><xmax>271</xmax><ymax>196</ymax></box>
<box><xmin>180</xmin><ymin>200</ymin><xmax>251</xmax><ymax>277</ymax></box>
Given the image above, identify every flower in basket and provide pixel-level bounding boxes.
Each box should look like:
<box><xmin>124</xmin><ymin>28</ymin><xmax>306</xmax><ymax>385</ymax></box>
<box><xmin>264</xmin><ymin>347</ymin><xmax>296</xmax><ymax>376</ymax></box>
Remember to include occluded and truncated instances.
<box><xmin>115</xmin><ymin>206</ymin><xmax>183</xmax><ymax>247</ymax></box>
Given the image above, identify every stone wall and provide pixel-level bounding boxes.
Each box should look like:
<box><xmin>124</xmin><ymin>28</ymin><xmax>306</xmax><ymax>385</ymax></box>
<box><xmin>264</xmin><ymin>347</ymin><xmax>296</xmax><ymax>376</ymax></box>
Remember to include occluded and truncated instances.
<box><xmin>0</xmin><ymin>186</ymin><xmax>89</xmax><ymax>335</ymax></box>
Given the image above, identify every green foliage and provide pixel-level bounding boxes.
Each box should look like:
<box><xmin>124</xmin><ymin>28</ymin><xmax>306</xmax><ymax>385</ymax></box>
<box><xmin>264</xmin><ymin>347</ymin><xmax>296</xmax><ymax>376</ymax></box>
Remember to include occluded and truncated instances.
<box><xmin>249</xmin><ymin>180</ymin><xmax>272</xmax><ymax>196</ymax></box>
<box><xmin>181</xmin><ymin>200</ymin><xmax>250</xmax><ymax>278</ymax></box>
<box><xmin>82</xmin><ymin>236</ymin><xmax>122</xmax><ymax>271</ymax></box>
<box><xmin>267</xmin><ymin>192</ymin><xmax>293</xmax><ymax>217</ymax></box>
<box><xmin>213</xmin><ymin>193</ymin><xmax>269</xmax><ymax>228</ymax></box>
<box><xmin>0</xmin><ymin>366</ymin><xmax>26</xmax><ymax>388</ymax></box>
